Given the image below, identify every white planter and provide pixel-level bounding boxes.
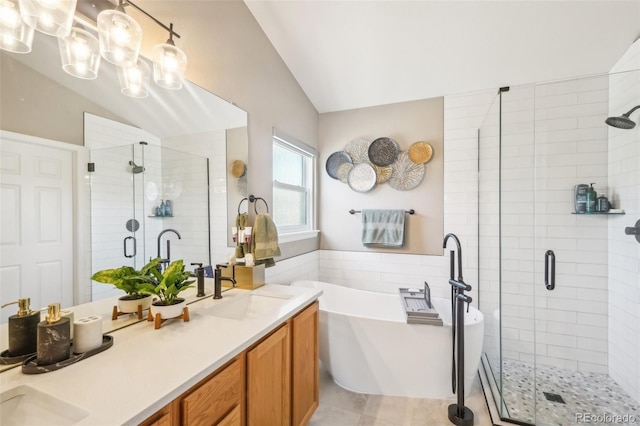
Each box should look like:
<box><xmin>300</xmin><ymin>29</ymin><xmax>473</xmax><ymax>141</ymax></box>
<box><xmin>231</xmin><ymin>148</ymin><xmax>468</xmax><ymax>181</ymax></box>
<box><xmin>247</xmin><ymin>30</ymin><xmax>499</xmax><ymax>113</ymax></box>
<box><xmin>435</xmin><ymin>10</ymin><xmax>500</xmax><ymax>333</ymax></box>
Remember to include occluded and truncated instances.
<box><xmin>118</xmin><ymin>295</ymin><xmax>152</xmax><ymax>313</ymax></box>
<box><xmin>150</xmin><ymin>298</ymin><xmax>187</xmax><ymax>319</ymax></box>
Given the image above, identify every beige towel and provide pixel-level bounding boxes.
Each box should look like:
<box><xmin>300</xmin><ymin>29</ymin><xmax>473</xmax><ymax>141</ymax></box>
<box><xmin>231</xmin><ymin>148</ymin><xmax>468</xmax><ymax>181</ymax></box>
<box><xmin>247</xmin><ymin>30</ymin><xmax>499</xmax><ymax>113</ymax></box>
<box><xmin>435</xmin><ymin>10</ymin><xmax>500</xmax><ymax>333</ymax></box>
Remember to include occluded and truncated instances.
<box><xmin>251</xmin><ymin>213</ymin><xmax>281</xmax><ymax>267</ymax></box>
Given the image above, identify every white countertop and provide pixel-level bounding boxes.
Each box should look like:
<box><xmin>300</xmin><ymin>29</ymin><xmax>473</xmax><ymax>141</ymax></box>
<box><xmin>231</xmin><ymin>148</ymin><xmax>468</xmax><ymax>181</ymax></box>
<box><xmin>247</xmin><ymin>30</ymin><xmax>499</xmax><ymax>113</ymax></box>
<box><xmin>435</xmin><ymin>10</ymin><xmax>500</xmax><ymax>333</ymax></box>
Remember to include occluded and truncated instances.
<box><xmin>0</xmin><ymin>284</ymin><xmax>322</xmax><ymax>425</ymax></box>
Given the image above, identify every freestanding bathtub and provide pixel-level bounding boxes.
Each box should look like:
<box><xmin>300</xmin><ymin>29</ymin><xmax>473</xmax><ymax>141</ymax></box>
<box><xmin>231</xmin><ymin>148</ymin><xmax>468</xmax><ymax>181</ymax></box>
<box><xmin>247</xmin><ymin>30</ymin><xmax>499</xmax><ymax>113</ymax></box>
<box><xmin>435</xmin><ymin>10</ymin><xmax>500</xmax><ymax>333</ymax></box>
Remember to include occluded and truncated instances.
<box><xmin>291</xmin><ymin>280</ymin><xmax>484</xmax><ymax>399</ymax></box>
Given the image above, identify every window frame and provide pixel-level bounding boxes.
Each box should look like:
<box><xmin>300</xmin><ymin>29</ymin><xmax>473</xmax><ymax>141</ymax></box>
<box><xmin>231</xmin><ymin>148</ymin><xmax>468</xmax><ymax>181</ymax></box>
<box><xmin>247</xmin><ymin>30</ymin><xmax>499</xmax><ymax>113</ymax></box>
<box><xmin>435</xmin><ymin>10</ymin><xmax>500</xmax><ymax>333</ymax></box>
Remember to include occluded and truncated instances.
<box><xmin>272</xmin><ymin>129</ymin><xmax>317</xmax><ymax>236</ymax></box>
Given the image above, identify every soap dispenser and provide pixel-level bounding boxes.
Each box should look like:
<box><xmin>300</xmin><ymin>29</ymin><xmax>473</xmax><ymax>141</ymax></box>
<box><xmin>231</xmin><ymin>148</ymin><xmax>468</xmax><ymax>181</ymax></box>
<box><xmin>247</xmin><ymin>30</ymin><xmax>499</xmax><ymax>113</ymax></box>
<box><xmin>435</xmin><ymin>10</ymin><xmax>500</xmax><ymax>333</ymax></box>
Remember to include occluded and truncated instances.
<box><xmin>37</xmin><ymin>303</ymin><xmax>71</xmax><ymax>365</ymax></box>
<box><xmin>586</xmin><ymin>183</ymin><xmax>597</xmax><ymax>213</ymax></box>
<box><xmin>1</xmin><ymin>298</ymin><xmax>40</xmax><ymax>357</ymax></box>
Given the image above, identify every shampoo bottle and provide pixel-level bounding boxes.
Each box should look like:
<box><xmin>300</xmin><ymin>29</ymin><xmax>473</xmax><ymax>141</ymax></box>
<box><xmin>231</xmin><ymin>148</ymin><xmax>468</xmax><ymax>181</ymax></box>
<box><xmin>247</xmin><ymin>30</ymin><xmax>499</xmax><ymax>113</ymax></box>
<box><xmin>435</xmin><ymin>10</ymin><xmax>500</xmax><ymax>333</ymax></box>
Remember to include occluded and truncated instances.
<box><xmin>586</xmin><ymin>183</ymin><xmax>597</xmax><ymax>213</ymax></box>
<box><xmin>37</xmin><ymin>303</ymin><xmax>70</xmax><ymax>365</ymax></box>
<box><xmin>1</xmin><ymin>298</ymin><xmax>40</xmax><ymax>357</ymax></box>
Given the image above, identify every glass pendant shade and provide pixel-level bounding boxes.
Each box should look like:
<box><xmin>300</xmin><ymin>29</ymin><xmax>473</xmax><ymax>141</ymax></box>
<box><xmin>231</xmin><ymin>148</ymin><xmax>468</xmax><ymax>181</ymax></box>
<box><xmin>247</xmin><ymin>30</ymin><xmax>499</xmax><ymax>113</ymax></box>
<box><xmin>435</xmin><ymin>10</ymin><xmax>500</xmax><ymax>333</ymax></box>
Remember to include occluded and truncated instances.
<box><xmin>97</xmin><ymin>8</ymin><xmax>141</xmax><ymax>68</ymax></box>
<box><xmin>0</xmin><ymin>0</ymin><xmax>33</xmax><ymax>53</ymax></box>
<box><xmin>152</xmin><ymin>42</ymin><xmax>187</xmax><ymax>90</ymax></box>
<box><xmin>18</xmin><ymin>0</ymin><xmax>76</xmax><ymax>37</ymax></box>
<box><xmin>58</xmin><ymin>27</ymin><xmax>100</xmax><ymax>79</ymax></box>
<box><xmin>118</xmin><ymin>58</ymin><xmax>150</xmax><ymax>98</ymax></box>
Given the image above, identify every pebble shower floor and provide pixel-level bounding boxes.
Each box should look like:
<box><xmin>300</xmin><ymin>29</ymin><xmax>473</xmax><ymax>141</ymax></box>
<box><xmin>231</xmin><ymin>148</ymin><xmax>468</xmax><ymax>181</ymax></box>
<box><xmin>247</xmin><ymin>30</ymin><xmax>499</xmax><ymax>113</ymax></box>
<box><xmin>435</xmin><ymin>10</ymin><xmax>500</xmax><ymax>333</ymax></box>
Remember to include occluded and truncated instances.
<box><xmin>487</xmin><ymin>357</ymin><xmax>640</xmax><ymax>425</ymax></box>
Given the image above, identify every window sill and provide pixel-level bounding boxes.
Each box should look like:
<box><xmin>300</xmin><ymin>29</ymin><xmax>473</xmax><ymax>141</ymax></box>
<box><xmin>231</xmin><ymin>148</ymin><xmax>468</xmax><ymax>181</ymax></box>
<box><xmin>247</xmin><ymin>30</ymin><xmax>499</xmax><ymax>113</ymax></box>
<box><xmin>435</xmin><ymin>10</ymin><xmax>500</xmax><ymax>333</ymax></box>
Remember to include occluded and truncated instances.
<box><xmin>278</xmin><ymin>230</ymin><xmax>319</xmax><ymax>243</ymax></box>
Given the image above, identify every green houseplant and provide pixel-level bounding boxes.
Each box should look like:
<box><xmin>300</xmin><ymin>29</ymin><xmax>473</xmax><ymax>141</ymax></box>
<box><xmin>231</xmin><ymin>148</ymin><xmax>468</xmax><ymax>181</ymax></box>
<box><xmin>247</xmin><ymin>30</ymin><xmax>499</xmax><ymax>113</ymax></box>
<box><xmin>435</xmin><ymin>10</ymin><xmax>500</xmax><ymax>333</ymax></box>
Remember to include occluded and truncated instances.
<box><xmin>140</xmin><ymin>259</ymin><xmax>195</xmax><ymax>319</ymax></box>
<box><xmin>91</xmin><ymin>257</ymin><xmax>162</xmax><ymax>313</ymax></box>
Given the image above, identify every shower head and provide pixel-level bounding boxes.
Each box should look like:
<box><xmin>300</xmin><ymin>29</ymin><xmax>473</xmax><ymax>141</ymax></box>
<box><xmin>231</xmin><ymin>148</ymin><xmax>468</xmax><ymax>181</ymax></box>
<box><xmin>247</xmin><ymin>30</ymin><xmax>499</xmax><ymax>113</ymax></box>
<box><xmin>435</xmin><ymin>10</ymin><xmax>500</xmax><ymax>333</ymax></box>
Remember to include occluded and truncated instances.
<box><xmin>128</xmin><ymin>161</ymin><xmax>145</xmax><ymax>174</ymax></box>
<box><xmin>605</xmin><ymin>105</ymin><xmax>640</xmax><ymax>130</ymax></box>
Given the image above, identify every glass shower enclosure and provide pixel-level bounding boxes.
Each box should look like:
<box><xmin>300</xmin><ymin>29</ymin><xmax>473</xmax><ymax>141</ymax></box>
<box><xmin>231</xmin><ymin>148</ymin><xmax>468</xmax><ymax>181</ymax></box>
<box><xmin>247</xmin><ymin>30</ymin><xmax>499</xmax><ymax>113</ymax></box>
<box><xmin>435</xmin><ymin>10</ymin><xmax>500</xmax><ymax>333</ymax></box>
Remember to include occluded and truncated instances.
<box><xmin>478</xmin><ymin>68</ymin><xmax>640</xmax><ymax>425</ymax></box>
<box><xmin>89</xmin><ymin>142</ymin><xmax>210</xmax><ymax>301</ymax></box>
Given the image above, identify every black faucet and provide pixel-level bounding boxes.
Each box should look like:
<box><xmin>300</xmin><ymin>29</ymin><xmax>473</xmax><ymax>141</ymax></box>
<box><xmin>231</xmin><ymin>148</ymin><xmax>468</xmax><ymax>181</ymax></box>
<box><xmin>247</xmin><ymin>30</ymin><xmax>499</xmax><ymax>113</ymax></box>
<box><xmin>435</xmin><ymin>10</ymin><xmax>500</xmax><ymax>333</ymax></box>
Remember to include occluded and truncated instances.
<box><xmin>191</xmin><ymin>263</ymin><xmax>205</xmax><ymax>297</ymax></box>
<box><xmin>442</xmin><ymin>232</ymin><xmax>474</xmax><ymax>426</ymax></box>
<box><xmin>443</xmin><ymin>233</ymin><xmax>463</xmax><ymax>282</ymax></box>
<box><xmin>157</xmin><ymin>229</ymin><xmax>181</xmax><ymax>270</ymax></box>
<box><xmin>213</xmin><ymin>264</ymin><xmax>236</xmax><ymax>299</ymax></box>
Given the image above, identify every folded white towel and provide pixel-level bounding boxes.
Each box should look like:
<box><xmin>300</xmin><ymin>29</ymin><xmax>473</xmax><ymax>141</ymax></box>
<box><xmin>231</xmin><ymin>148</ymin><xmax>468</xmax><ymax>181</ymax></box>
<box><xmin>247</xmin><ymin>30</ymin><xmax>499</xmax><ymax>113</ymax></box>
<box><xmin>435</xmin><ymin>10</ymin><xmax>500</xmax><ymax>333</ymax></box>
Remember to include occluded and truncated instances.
<box><xmin>361</xmin><ymin>209</ymin><xmax>406</xmax><ymax>247</ymax></box>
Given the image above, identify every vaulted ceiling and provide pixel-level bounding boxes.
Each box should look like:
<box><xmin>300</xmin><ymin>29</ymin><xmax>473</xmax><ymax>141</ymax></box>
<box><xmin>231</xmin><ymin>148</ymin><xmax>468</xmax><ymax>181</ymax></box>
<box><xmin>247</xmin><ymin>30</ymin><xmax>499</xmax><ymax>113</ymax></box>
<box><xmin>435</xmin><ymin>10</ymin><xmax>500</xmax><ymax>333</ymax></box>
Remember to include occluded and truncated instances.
<box><xmin>245</xmin><ymin>1</ymin><xmax>640</xmax><ymax>113</ymax></box>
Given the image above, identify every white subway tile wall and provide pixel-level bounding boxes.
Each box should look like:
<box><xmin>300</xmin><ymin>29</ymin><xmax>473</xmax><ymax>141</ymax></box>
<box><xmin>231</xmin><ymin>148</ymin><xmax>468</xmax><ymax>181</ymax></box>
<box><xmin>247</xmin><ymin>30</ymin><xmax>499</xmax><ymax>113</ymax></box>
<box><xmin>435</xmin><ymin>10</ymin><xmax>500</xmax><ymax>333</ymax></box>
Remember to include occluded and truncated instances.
<box><xmin>608</xmin><ymin>41</ymin><xmax>640</xmax><ymax>403</ymax></box>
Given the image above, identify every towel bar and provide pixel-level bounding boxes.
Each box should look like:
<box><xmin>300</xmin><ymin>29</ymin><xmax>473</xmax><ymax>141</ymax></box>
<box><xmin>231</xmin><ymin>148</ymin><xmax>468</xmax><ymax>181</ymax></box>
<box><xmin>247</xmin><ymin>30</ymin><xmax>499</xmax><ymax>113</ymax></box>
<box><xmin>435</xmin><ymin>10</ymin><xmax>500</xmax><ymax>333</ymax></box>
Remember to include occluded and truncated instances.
<box><xmin>349</xmin><ymin>209</ymin><xmax>415</xmax><ymax>215</ymax></box>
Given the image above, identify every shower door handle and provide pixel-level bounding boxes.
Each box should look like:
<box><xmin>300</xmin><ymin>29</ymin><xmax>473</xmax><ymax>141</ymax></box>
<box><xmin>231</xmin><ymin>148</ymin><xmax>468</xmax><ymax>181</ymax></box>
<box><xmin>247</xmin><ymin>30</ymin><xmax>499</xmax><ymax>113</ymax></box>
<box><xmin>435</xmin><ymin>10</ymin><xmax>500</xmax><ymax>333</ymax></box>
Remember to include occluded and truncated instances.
<box><xmin>124</xmin><ymin>236</ymin><xmax>137</xmax><ymax>258</ymax></box>
<box><xmin>545</xmin><ymin>250</ymin><xmax>555</xmax><ymax>290</ymax></box>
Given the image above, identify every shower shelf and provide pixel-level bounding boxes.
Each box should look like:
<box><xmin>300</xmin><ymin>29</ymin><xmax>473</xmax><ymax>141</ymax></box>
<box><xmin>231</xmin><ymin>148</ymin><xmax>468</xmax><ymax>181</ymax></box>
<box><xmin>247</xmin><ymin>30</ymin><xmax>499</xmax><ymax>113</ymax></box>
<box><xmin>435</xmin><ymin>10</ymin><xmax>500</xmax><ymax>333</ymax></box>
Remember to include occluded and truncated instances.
<box><xmin>571</xmin><ymin>212</ymin><xmax>625</xmax><ymax>215</ymax></box>
<box><xmin>148</xmin><ymin>215</ymin><xmax>174</xmax><ymax>218</ymax></box>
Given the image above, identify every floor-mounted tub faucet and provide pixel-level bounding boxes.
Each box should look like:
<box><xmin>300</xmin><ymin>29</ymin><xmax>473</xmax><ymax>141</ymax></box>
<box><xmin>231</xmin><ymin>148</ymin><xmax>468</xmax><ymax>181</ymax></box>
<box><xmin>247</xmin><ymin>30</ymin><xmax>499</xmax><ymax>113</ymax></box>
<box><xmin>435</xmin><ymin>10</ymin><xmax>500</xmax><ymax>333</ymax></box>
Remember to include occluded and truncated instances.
<box><xmin>443</xmin><ymin>233</ymin><xmax>463</xmax><ymax>282</ymax></box>
<box><xmin>442</xmin><ymin>232</ymin><xmax>474</xmax><ymax>426</ymax></box>
<box><xmin>157</xmin><ymin>229</ymin><xmax>181</xmax><ymax>271</ymax></box>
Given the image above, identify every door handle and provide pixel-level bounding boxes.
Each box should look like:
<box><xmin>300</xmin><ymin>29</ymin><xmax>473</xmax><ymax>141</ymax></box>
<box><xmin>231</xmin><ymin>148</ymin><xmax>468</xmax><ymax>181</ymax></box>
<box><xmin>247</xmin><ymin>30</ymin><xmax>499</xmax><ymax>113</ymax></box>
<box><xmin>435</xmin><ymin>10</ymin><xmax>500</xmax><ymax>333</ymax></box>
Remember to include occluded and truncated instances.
<box><xmin>545</xmin><ymin>250</ymin><xmax>555</xmax><ymax>290</ymax></box>
<box><xmin>124</xmin><ymin>236</ymin><xmax>137</xmax><ymax>258</ymax></box>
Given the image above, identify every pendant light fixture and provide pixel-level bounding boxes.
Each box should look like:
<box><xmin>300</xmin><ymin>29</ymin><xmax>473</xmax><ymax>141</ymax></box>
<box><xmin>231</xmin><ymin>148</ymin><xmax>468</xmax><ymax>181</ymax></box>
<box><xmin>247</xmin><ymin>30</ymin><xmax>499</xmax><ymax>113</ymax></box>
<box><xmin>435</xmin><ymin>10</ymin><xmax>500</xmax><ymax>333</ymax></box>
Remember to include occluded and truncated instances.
<box><xmin>18</xmin><ymin>0</ymin><xmax>76</xmax><ymax>37</ymax></box>
<box><xmin>152</xmin><ymin>23</ymin><xmax>187</xmax><ymax>90</ymax></box>
<box><xmin>0</xmin><ymin>0</ymin><xmax>34</xmax><ymax>53</ymax></box>
<box><xmin>58</xmin><ymin>26</ymin><xmax>100</xmax><ymax>79</ymax></box>
<box><xmin>97</xmin><ymin>0</ymin><xmax>141</xmax><ymax>68</ymax></box>
<box><xmin>117</xmin><ymin>57</ymin><xmax>150</xmax><ymax>98</ymax></box>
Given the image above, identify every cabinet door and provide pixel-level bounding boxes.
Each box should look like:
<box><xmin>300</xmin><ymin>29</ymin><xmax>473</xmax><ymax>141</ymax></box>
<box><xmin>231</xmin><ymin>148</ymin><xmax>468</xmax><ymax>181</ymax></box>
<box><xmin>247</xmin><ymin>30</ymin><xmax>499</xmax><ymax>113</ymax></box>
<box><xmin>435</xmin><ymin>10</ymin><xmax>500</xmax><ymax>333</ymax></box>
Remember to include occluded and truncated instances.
<box><xmin>247</xmin><ymin>323</ymin><xmax>291</xmax><ymax>426</ymax></box>
<box><xmin>216</xmin><ymin>404</ymin><xmax>241</xmax><ymax>426</ymax></box>
<box><xmin>292</xmin><ymin>302</ymin><xmax>319</xmax><ymax>426</ymax></box>
<box><xmin>139</xmin><ymin>402</ymin><xmax>174</xmax><ymax>426</ymax></box>
<box><xmin>181</xmin><ymin>355</ymin><xmax>245</xmax><ymax>426</ymax></box>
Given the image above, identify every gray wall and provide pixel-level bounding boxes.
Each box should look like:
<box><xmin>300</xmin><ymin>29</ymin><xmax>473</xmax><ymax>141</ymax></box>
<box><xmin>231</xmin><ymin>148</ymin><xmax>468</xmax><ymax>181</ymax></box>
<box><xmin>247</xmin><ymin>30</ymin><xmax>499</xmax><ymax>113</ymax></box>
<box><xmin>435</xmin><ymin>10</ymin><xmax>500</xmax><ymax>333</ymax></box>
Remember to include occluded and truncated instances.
<box><xmin>319</xmin><ymin>98</ymin><xmax>444</xmax><ymax>255</ymax></box>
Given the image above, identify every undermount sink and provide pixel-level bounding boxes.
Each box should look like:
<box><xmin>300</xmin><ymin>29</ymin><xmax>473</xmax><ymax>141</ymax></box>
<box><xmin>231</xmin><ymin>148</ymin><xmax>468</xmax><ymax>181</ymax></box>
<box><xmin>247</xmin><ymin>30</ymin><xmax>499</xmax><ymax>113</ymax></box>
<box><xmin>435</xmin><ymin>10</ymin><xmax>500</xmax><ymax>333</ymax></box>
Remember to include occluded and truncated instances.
<box><xmin>1</xmin><ymin>385</ymin><xmax>89</xmax><ymax>426</ymax></box>
<box><xmin>205</xmin><ymin>293</ymin><xmax>290</xmax><ymax>320</ymax></box>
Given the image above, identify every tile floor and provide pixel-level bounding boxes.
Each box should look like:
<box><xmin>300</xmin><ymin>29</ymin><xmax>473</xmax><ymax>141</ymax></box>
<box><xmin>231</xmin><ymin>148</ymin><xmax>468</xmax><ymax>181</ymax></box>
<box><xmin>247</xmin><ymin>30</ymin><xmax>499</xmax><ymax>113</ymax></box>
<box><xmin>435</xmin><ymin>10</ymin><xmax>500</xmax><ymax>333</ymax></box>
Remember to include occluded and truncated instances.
<box><xmin>309</xmin><ymin>364</ymin><xmax>493</xmax><ymax>426</ymax></box>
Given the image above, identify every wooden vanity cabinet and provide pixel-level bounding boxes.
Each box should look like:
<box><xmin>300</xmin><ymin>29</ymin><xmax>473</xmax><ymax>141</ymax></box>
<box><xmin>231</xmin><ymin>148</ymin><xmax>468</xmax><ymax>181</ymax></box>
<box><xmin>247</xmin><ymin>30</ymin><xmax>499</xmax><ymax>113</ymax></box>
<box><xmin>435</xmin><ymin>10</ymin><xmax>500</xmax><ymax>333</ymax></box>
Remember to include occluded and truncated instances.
<box><xmin>140</xmin><ymin>300</ymin><xmax>319</xmax><ymax>426</ymax></box>
<box><xmin>291</xmin><ymin>301</ymin><xmax>319</xmax><ymax>426</ymax></box>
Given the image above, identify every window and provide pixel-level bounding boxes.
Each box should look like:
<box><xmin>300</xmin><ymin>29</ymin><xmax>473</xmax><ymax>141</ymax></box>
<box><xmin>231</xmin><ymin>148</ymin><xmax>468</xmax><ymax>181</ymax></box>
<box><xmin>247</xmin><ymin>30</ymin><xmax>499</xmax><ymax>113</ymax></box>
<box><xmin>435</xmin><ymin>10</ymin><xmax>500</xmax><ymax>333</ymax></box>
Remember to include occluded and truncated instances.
<box><xmin>272</xmin><ymin>129</ymin><xmax>316</xmax><ymax>235</ymax></box>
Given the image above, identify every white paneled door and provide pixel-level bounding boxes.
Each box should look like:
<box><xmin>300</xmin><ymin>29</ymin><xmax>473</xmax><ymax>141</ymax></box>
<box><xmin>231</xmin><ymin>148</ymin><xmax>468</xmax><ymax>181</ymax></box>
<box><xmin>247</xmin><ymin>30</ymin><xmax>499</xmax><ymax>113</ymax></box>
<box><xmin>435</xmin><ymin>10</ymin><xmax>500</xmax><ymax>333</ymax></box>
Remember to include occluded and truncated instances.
<box><xmin>1</xmin><ymin>137</ymin><xmax>73</xmax><ymax>322</ymax></box>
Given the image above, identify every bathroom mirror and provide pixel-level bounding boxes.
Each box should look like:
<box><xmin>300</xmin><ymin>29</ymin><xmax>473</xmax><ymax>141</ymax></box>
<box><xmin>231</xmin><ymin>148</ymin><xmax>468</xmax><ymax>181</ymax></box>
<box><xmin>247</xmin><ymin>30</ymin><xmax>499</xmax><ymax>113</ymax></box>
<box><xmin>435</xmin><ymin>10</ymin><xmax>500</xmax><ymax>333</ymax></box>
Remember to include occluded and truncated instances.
<box><xmin>0</xmin><ymin>23</ymin><xmax>247</xmax><ymax>361</ymax></box>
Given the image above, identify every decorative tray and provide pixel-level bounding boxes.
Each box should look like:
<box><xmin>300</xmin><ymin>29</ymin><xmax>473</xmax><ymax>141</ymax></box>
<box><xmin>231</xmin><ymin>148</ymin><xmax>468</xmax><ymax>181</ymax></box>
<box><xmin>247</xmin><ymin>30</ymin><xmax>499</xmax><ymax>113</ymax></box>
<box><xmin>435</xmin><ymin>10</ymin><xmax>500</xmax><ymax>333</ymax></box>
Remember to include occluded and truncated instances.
<box><xmin>22</xmin><ymin>335</ymin><xmax>113</xmax><ymax>374</ymax></box>
<box><xmin>0</xmin><ymin>350</ymin><xmax>35</xmax><ymax>365</ymax></box>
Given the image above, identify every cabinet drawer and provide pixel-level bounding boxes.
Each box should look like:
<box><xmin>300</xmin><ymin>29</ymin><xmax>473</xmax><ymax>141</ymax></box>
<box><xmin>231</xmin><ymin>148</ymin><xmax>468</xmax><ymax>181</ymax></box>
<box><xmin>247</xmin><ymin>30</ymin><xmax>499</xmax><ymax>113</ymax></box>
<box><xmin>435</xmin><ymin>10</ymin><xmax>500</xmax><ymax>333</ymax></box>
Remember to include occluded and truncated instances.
<box><xmin>181</xmin><ymin>356</ymin><xmax>243</xmax><ymax>426</ymax></box>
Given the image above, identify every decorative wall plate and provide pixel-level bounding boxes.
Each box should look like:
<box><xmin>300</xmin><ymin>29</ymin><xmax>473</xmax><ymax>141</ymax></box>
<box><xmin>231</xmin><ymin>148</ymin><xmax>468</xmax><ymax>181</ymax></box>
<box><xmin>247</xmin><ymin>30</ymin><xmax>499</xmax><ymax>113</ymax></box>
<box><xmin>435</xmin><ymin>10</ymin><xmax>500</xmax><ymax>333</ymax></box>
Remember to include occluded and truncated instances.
<box><xmin>408</xmin><ymin>141</ymin><xmax>433</xmax><ymax>164</ymax></box>
<box><xmin>347</xmin><ymin>163</ymin><xmax>377</xmax><ymax>193</ymax></box>
<box><xmin>373</xmin><ymin>164</ymin><xmax>392</xmax><ymax>184</ymax></box>
<box><xmin>369</xmin><ymin>137</ymin><xmax>400</xmax><ymax>167</ymax></box>
<box><xmin>345</xmin><ymin>138</ymin><xmax>370</xmax><ymax>164</ymax></box>
<box><xmin>337</xmin><ymin>162</ymin><xmax>354</xmax><ymax>183</ymax></box>
<box><xmin>388</xmin><ymin>151</ymin><xmax>426</xmax><ymax>190</ymax></box>
<box><xmin>326</xmin><ymin>151</ymin><xmax>353</xmax><ymax>179</ymax></box>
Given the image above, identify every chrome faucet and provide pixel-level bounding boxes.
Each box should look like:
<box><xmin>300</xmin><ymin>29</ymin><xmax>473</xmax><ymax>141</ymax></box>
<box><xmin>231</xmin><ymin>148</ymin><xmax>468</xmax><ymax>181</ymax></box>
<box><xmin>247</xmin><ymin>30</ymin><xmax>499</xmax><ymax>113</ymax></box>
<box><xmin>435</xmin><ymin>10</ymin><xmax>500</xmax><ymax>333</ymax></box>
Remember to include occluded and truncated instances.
<box><xmin>157</xmin><ymin>229</ymin><xmax>181</xmax><ymax>270</ymax></box>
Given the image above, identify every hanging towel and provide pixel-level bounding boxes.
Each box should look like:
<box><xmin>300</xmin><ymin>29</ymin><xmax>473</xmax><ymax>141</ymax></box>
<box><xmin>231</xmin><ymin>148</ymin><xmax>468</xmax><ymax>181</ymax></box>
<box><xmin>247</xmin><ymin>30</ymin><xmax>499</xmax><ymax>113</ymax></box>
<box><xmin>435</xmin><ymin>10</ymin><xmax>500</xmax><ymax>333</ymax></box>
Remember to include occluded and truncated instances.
<box><xmin>251</xmin><ymin>213</ymin><xmax>281</xmax><ymax>267</ymax></box>
<box><xmin>235</xmin><ymin>213</ymin><xmax>249</xmax><ymax>259</ymax></box>
<box><xmin>361</xmin><ymin>209</ymin><xmax>406</xmax><ymax>247</ymax></box>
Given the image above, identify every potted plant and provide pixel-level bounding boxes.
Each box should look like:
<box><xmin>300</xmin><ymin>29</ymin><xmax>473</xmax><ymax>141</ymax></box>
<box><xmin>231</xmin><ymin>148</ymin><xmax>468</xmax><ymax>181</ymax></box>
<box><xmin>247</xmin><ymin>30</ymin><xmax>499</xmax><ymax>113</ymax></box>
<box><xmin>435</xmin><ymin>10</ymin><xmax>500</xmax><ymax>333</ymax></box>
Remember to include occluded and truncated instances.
<box><xmin>91</xmin><ymin>258</ymin><xmax>161</xmax><ymax>314</ymax></box>
<box><xmin>140</xmin><ymin>259</ymin><xmax>195</xmax><ymax>319</ymax></box>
